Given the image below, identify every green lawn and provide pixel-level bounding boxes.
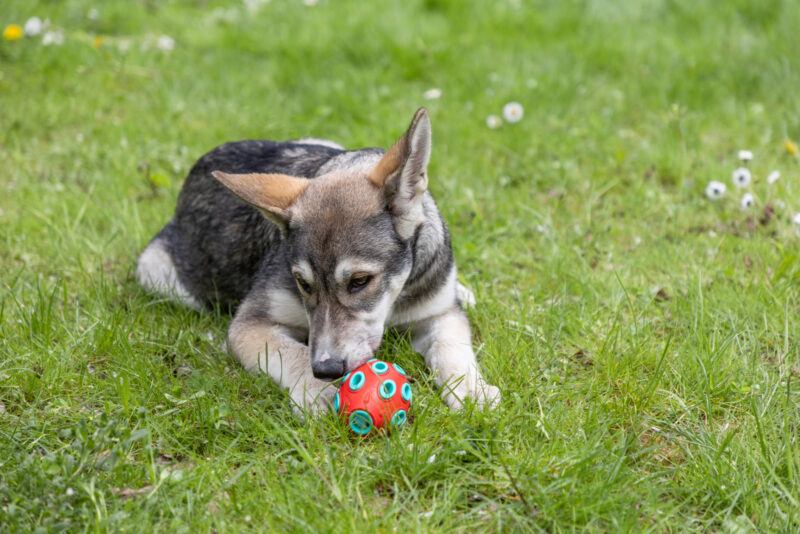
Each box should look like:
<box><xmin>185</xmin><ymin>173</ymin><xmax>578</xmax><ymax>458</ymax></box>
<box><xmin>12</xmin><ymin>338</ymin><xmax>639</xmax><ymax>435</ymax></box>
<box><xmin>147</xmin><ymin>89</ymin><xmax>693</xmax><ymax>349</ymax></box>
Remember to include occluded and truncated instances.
<box><xmin>2</xmin><ymin>0</ymin><xmax>800</xmax><ymax>531</ymax></box>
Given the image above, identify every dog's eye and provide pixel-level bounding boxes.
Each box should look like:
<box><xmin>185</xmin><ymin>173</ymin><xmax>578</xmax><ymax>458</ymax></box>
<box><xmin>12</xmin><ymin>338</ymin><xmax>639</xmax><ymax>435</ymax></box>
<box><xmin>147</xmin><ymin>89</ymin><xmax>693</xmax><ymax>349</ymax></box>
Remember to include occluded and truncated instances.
<box><xmin>348</xmin><ymin>275</ymin><xmax>372</xmax><ymax>293</ymax></box>
<box><xmin>294</xmin><ymin>275</ymin><xmax>312</xmax><ymax>294</ymax></box>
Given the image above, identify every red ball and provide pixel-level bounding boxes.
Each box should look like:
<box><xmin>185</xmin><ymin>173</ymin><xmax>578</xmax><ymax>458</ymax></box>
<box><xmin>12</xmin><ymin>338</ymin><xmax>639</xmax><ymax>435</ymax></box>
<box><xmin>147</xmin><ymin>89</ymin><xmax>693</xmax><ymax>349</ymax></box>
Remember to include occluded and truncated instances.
<box><xmin>334</xmin><ymin>359</ymin><xmax>412</xmax><ymax>436</ymax></box>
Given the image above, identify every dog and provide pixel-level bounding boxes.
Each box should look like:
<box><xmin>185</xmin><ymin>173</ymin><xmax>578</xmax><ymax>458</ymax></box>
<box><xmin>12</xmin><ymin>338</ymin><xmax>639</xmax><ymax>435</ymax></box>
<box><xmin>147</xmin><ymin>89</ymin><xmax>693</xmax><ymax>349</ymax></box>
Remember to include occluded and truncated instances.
<box><xmin>136</xmin><ymin>108</ymin><xmax>500</xmax><ymax>415</ymax></box>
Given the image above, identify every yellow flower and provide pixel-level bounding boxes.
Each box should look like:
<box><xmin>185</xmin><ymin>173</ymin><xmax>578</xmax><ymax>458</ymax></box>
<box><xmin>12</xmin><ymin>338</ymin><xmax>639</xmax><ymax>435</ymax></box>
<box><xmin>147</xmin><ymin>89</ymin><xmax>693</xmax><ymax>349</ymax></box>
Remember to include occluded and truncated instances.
<box><xmin>785</xmin><ymin>139</ymin><xmax>799</xmax><ymax>156</ymax></box>
<box><xmin>3</xmin><ymin>24</ymin><xmax>23</xmax><ymax>40</ymax></box>
<box><xmin>92</xmin><ymin>35</ymin><xmax>104</xmax><ymax>48</ymax></box>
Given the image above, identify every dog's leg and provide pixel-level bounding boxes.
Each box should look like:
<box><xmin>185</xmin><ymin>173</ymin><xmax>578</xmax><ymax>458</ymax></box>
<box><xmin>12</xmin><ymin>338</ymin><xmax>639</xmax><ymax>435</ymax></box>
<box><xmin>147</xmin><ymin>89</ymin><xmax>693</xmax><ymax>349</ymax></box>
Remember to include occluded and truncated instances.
<box><xmin>411</xmin><ymin>308</ymin><xmax>500</xmax><ymax>409</ymax></box>
<box><xmin>227</xmin><ymin>315</ymin><xmax>335</xmax><ymax>416</ymax></box>
<box><xmin>136</xmin><ymin>230</ymin><xmax>203</xmax><ymax>310</ymax></box>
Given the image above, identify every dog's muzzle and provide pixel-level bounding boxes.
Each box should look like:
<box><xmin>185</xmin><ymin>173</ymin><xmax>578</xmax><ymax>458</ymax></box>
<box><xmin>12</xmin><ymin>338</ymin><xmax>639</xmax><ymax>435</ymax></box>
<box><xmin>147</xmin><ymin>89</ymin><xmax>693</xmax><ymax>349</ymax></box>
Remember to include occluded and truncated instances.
<box><xmin>311</xmin><ymin>352</ymin><xmax>345</xmax><ymax>381</ymax></box>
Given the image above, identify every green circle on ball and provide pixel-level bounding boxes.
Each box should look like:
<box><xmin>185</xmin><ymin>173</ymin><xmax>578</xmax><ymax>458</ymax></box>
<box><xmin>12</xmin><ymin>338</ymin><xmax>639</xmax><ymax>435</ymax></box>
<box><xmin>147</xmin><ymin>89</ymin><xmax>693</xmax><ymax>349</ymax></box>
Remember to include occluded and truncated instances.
<box><xmin>349</xmin><ymin>371</ymin><xmax>365</xmax><ymax>391</ymax></box>
<box><xmin>379</xmin><ymin>379</ymin><xmax>396</xmax><ymax>399</ymax></box>
<box><xmin>349</xmin><ymin>410</ymin><xmax>373</xmax><ymax>435</ymax></box>
<box><xmin>401</xmin><ymin>383</ymin><xmax>412</xmax><ymax>403</ymax></box>
<box><xmin>391</xmin><ymin>409</ymin><xmax>407</xmax><ymax>428</ymax></box>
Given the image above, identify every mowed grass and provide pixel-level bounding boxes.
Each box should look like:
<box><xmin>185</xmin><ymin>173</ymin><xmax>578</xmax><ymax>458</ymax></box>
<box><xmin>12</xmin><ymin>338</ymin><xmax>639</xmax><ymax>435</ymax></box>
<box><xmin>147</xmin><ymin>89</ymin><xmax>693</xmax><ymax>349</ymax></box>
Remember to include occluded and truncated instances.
<box><xmin>2</xmin><ymin>0</ymin><xmax>800</xmax><ymax>530</ymax></box>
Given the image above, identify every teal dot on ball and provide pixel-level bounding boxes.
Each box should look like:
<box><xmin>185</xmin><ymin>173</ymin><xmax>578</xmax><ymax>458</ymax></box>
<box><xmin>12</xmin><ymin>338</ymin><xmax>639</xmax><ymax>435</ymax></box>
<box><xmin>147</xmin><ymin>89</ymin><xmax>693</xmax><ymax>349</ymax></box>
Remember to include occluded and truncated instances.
<box><xmin>379</xmin><ymin>379</ymin><xmax>396</xmax><ymax>399</ymax></box>
<box><xmin>390</xmin><ymin>409</ymin><xmax>407</xmax><ymax>428</ymax></box>
<box><xmin>349</xmin><ymin>410</ymin><xmax>373</xmax><ymax>435</ymax></box>
<box><xmin>401</xmin><ymin>382</ymin><xmax>412</xmax><ymax>404</ymax></box>
<box><xmin>349</xmin><ymin>371</ymin><xmax>365</xmax><ymax>391</ymax></box>
<box><xmin>372</xmin><ymin>361</ymin><xmax>389</xmax><ymax>374</ymax></box>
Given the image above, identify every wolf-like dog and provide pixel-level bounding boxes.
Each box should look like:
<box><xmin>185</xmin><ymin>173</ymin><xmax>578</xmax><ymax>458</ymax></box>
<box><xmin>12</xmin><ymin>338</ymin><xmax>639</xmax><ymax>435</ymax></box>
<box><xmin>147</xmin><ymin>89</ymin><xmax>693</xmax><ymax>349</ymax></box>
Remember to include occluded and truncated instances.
<box><xmin>136</xmin><ymin>108</ymin><xmax>500</xmax><ymax>414</ymax></box>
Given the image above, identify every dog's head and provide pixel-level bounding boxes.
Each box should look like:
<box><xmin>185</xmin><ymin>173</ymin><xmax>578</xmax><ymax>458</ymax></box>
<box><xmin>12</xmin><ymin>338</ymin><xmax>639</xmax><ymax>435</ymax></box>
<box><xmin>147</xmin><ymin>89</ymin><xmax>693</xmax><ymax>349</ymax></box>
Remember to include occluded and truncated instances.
<box><xmin>213</xmin><ymin>108</ymin><xmax>432</xmax><ymax>380</ymax></box>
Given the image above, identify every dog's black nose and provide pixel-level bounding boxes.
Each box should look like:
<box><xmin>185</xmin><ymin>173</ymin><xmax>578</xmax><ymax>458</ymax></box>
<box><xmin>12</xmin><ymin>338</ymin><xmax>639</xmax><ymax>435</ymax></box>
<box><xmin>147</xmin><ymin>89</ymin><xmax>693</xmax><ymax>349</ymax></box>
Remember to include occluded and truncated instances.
<box><xmin>312</xmin><ymin>354</ymin><xmax>345</xmax><ymax>381</ymax></box>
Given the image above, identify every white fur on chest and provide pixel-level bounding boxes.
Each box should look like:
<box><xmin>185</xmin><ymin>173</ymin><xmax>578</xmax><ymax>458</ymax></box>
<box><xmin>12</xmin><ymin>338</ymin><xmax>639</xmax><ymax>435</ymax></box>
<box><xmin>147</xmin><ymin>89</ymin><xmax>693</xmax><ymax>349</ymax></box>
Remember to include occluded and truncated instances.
<box><xmin>388</xmin><ymin>265</ymin><xmax>458</xmax><ymax>327</ymax></box>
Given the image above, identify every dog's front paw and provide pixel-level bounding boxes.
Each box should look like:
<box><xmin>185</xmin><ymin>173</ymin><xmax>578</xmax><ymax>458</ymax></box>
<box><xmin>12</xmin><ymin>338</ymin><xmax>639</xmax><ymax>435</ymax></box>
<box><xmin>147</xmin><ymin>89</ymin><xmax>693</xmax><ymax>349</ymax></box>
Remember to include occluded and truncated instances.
<box><xmin>290</xmin><ymin>380</ymin><xmax>337</xmax><ymax>420</ymax></box>
<box><xmin>456</xmin><ymin>282</ymin><xmax>476</xmax><ymax>309</ymax></box>
<box><xmin>475</xmin><ymin>383</ymin><xmax>502</xmax><ymax>409</ymax></box>
<box><xmin>442</xmin><ymin>378</ymin><xmax>501</xmax><ymax>410</ymax></box>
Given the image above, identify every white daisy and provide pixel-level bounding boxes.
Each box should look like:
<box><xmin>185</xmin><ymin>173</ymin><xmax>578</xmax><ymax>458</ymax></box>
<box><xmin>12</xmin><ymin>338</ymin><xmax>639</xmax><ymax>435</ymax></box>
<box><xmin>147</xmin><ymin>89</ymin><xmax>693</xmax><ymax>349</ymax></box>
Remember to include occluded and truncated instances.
<box><xmin>87</xmin><ymin>8</ymin><xmax>99</xmax><ymax>20</ymax></box>
<box><xmin>485</xmin><ymin>114</ymin><xmax>502</xmax><ymax>130</ymax></box>
<box><xmin>24</xmin><ymin>17</ymin><xmax>43</xmax><ymax>36</ymax></box>
<box><xmin>767</xmin><ymin>170</ymin><xmax>780</xmax><ymax>184</ymax></box>
<box><xmin>705</xmin><ymin>181</ymin><xmax>726</xmax><ymax>200</ymax></box>
<box><xmin>737</xmin><ymin>149</ymin><xmax>753</xmax><ymax>162</ymax></box>
<box><xmin>502</xmin><ymin>101</ymin><xmax>524</xmax><ymax>123</ymax></box>
<box><xmin>740</xmin><ymin>193</ymin><xmax>754</xmax><ymax>210</ymax></box>
<box><xmin>156</xmin><ymin>35</ymin><xmax>176</xmax><ymax>51</ymax></box>
<box><xmin>423</xmin><ymin>88</ymin><xmax>442</xmax><ymax>100</ymax></box>
<box><xmin>731</xmin><ymin>167</ymin><xmax>751</xmax><ymax>188</ymax></box>
<box><xmin>66</xmin><ymin>487</ymin><xmax>75</xmax><ymax>496</ymax></box>
<box><xmin>42</xmin><ymin>30</ymin><xmax>64</xmax><ymax>46</ymax></box>
<box><xmin>793</xmin><ymin>213</ymin><xmax>800</xmax><ymax>225</ymax></box>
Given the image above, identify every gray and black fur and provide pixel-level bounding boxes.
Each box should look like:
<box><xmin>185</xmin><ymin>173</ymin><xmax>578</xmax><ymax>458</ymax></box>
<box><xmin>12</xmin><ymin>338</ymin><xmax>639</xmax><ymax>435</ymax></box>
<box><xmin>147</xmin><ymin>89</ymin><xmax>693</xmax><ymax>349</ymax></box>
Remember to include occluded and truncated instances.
<box><xmin>149</xmin><ymin>140</ymin><xmax>452</xmax><ymax>312</ymax></box>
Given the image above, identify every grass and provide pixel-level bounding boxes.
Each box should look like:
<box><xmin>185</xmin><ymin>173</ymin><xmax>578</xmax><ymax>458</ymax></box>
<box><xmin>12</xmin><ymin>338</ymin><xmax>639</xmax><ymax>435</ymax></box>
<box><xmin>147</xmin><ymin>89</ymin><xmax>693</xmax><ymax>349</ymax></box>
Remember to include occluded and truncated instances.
<box><xmin>2</xmin><ymin>0</ymin><xmax>800</xmax><ymax>530</ymax></box>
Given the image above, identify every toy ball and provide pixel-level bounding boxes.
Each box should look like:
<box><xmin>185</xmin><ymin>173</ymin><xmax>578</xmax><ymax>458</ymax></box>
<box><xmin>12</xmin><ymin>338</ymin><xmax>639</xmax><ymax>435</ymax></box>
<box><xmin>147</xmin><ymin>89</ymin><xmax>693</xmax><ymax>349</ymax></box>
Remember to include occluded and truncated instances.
<box><xmin>334</xmin><ymin>359</ymin><xmax>412</xmax><ymax>436</ymax></box>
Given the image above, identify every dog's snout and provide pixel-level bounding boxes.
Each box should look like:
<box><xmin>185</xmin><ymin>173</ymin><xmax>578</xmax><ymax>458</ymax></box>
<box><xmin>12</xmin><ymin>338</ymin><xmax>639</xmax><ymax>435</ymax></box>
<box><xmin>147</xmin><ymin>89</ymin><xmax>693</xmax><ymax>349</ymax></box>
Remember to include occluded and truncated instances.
<box><xmin>312</xmin><ymin>352</ymin><xmax>345</xmax><ymax>381</ymax></box>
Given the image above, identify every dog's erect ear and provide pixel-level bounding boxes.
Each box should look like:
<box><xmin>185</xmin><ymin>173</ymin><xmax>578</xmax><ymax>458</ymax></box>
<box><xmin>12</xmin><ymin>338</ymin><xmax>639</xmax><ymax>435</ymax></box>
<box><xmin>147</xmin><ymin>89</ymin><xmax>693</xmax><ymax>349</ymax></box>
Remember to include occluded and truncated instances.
<box><xmin>368</xmin><ymin>108</ymin><xmax>432</xmax><ymax>239</ymax></box>
<box><xmin>212</xmin><ymin>171</ymin><xmax>309</xmax><ymax>229</ymax></box>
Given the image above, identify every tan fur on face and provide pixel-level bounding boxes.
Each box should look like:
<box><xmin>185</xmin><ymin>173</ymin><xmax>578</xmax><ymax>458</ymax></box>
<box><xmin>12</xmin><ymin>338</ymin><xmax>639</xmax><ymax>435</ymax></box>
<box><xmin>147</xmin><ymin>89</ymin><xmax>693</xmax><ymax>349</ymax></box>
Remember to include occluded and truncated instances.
<box><xmin>212</xmin><ymin>171</ymin><xmax>309</xmax><ymax>213</ymax></box>
<box><xmin>292</xmin><ymin>169</ymin><xmax>384</xmax><ymax>227</ymax></box>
